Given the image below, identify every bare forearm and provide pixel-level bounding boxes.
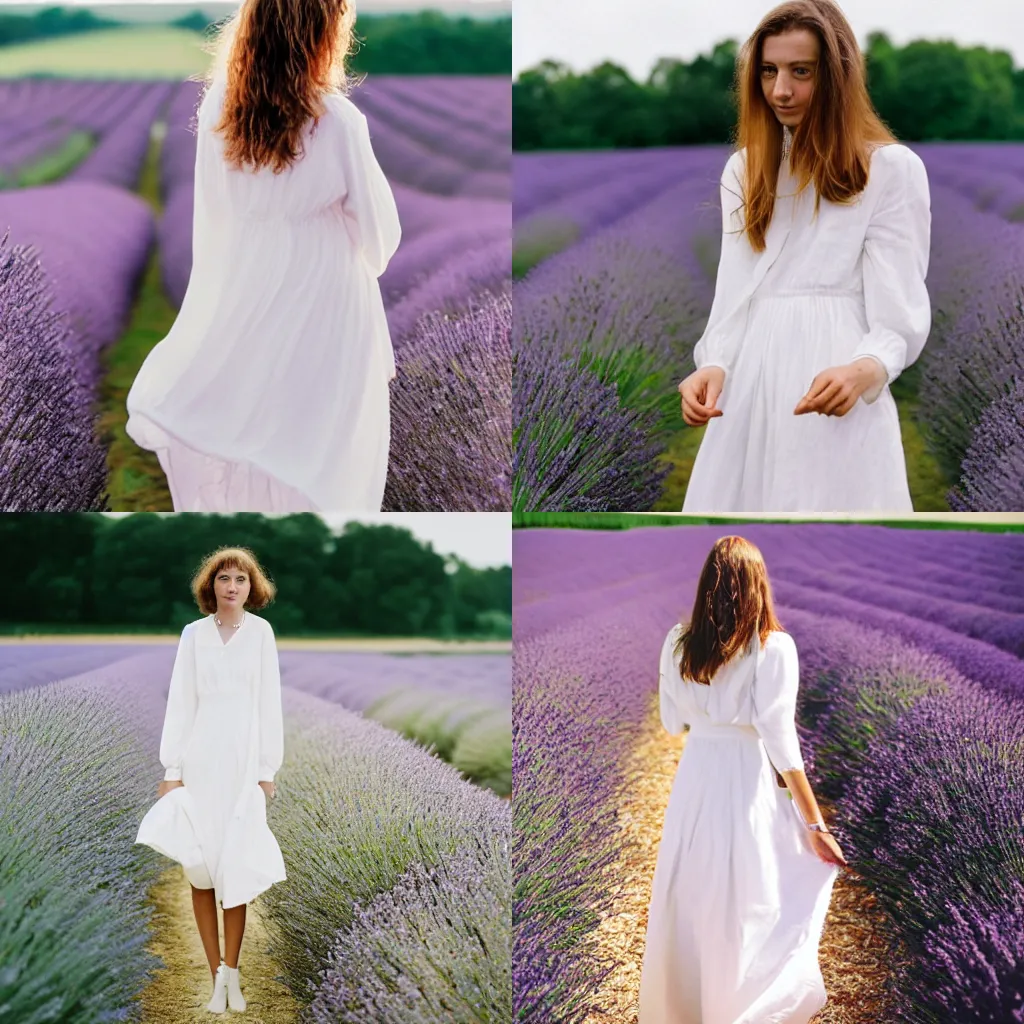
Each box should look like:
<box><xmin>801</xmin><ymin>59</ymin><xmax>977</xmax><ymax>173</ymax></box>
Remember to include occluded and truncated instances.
<box><xmin>780</xmin><ymin>768</ymin><xmax>825</xmax><ymax>825</ymax></box>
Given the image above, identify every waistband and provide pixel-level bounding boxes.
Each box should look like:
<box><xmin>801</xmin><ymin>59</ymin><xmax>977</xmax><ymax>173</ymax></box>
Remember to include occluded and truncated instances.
<box><xmin>752</xmin><ymin>287</ymin><xmax>861</xmax><ymax>300</ymax></box>
<box><xmin>687</xmin><ymin>722</ymin><xmax>760</xmax><ymax>740</ymax></box>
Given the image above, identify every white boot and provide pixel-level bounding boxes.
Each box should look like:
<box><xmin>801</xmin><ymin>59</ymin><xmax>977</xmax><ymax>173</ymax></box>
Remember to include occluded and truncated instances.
<box><xmin>206</xmin><ymin>962</ymin><xmax>228</xmax><ymax>1013</ymax></box>
<box><xmin>226</xmin><ymin>965</ymin><xmax>246</xmax><ymax>1012</ymax></box>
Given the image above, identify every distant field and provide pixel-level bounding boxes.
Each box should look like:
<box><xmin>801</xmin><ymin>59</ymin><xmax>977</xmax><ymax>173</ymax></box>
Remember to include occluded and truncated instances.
<box><xmin>0</xmin><ymin>26</ymin><xmax>211</xmax><ymax>78</ymax></box>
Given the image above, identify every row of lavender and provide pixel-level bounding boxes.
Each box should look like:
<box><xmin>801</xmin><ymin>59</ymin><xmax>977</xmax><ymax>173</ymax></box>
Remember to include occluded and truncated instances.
<box><xmin>513</xmin><ymin>144</ymin><xmax>1024</xmax><ymax>510</ymax></box>
<box><xmin>0</xmin><ymin>75</ymin><xmax>512</xmax><ymax>510</ymax></box>
<box><xmin>513</xmin><ymin>523</ymin><xmax>1024</xmax><ymax>1022</ymax></box>
<box><xmin>0</xmin><ymin>646</ymin><xmax>510</xmax><ymax>1021</ymax></box>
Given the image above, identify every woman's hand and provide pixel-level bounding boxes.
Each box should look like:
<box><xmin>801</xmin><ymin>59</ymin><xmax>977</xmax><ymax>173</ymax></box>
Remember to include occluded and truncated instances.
<box><xmin>678</xmin><ymin>366</ymin><xmax>726</xmax><ymax>426</ymax></box>
<box><xmin>259</xmin><ymin>780</ymin><xmax>276</xmax><ymax>801</ymax></box>
<box><xmin>794</xmin><ymin>358</ymin><xmax>887</xmax><ymax>416</ymax></box>
<box><xmin>157</xmin><ymin>779</ymin><xmax>184</xmax><ymax>798</ymax></box>
<box><xmin>808</xmin><ymin>829</ymin><xmax>848</xmax><ymax>867</ymax></box>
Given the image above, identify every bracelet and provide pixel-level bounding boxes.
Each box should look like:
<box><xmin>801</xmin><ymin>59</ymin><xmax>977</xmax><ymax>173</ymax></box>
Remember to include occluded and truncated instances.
<box><xmin>806</xmin><ymin>821</ymin><xmax>830</xmax><ymax>834</ymax></box>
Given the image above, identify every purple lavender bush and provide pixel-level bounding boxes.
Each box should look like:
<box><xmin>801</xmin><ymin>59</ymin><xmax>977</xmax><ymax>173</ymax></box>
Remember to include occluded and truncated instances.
<box><xmin>0</xmin><ymin>673</ymin><xmax>164</xmax><ymax>1022</ymax></box>
<box><xmin>308</xmin><ymin>845</ymin><xmax>510</xmax><ymax>1023</ymax></box>
<box><xmin>0</xmin><ymin>232</ymin><xmax>107</xmax><ymax>511</ymax></box>
<box><xmin>260</xmin><ymin>687</ymin><xmax>510</xmax><ymax>1006</ymax></box>
<box><xmin>0</xmin><ymin>182</ymin><xmax>155</xmax><ymax>398</ymax></box>
<box><xmin>384</xmin><ymin>293</ymin><xmax>511</xmax><ymax>511</ymax></box>
<box><xmin>949</xmin><ymin>377</ymin><xmax>1024</xmax><ymax>512</ymax></box>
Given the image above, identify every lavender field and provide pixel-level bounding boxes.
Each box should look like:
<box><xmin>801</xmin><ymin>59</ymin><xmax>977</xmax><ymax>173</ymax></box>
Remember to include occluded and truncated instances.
<box><xmin>512</xmin><ymin>144</ymin><xmax>1024</xmax><ymax>512</ymax></box>
<box><xmin>0</xmin><ymin>75</ymin><xmax>511</xmax><ymax>511</ymax></box>
<box><xmin>0</xmin><ymin>641</ymin><xmax>511</xmax><ymax>1021</ymax></box>
<box><xmin>513</xmin><ymin>522</ymin><xmax>1024</xmax><ymax>1023</ymax></box>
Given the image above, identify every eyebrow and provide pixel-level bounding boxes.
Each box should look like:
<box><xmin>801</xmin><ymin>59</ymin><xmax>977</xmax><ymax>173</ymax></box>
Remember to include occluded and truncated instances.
<box><xmin>762</xmin><ymin>59</ymin><xmax>818</xmax><ymax>66</ymax></box>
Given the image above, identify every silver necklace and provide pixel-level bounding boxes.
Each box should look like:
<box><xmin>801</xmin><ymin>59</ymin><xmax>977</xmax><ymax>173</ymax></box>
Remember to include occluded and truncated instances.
<box><xmin>215</xmin><ymin>611</ymin><xmax>245</xmax><ymax>629</ymax></box>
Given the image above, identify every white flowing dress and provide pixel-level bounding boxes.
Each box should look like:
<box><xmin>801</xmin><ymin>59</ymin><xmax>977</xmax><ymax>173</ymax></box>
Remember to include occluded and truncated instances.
<box><xmin>683</xmin><ymin>130</ymin><xmax>931</xmax><ymax>514</ymax></box>
<box><xmin>126</xmin><ymin>72</ymin><xmax>402</xmax><ymax>513</ymax></box>
<box><xmin>135</xmin><ymin>613</ymin><xmax>287</xmax><ymax>909</ymax></box>
<box><xmin>638</xmin><ymin>625</ymin><xmax>837</xmax><ymax>1024</ymax></box>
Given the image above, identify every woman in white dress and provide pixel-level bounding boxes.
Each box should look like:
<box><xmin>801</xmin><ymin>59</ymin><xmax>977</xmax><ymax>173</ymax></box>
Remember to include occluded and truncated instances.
<box><xmin>678</xmin><ymin>0</ymin><xmax>931</xmax><ymax>513</ymax></box>
<box><xmin>126</xmin><ymin>0</ymin><xmax>402</xmax><ymax>513</ymax></box>
<box><xmin>136</xmin><ymin>546</ymin><xmax>287</xmax><ymax>1014</ymax></box>
<box><xmin>639</xmin><ymin>535</ymin><xmax>847</xmax><ymax>1024</ymax></box>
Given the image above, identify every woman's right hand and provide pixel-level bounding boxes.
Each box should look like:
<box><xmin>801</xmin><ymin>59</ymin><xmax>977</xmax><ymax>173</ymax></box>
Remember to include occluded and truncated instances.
<box><xmin>157</xmin><ymin>779</ymin><xmax>184</xmax><ymax>799</ymax></box>
<box><xmin>808</xmin><ymin>829</ymin><xmax>848</xmax><ymax>867</ymax></box>
<box><xmin>678</xmin><ymin>366</ymin><xmax>726</xmax><ymax>426</ymax></box>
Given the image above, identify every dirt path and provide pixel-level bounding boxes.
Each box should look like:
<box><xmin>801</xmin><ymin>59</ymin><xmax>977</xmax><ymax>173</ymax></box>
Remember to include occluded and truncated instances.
<box><xmin>582</xmin><ymin>700</ymin><xmax>897</xmax><ymax>1024</ymax></box>
<box><xmin>138</xmin><ymin>867</ymin><xmax>299</xmax><ymax>1023</ymax></box>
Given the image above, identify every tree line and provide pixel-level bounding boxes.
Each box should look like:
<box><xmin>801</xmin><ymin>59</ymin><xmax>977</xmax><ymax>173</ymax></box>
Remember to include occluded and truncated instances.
<box><xmin>514</xmin><ymin>33</ymin><xmax>1024</xmax><ymax>149</ymax></box>
<box><xmin>0</xmin><ymin>514</ymin><xmax>511</xmax><ymax>638</ymax></box>
<box><xmin>0</xmin><ymin>7</ymin><xmax>512</xmax><ymax>75</ymax></box>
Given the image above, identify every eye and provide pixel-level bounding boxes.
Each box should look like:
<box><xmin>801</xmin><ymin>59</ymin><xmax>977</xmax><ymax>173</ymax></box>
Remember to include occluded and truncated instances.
<box><xmin>761</xmin><ymin>65</ymin><xmax>776</xmax><ymax>76</ymax></box>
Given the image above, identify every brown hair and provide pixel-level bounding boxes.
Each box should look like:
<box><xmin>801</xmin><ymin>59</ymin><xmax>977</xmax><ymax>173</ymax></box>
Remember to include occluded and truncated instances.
<box><xmin>731</xmin><ymin>0</ymin><xmax>896</xmax><ymax>251</ymax></box>
<box><xmin>191</xmin><ymin>546</ymin><xmax>276</xmax><ymax>614</ymax></box>
<box><xmin>205</xmin><ymin>0</ymin><xmax>357</xmax><ymax>173</ymax></box>
<box><xmin>675</xmin><ymin>536</ymin><xmax>784</xmax><ymax>685</ymax></box>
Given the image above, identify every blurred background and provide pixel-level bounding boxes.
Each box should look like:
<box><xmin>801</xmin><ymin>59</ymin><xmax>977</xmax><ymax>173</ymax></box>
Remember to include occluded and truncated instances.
<box><xmin>0</xmin><ymin>0</ymin><xmax>512</xmax><ymax>513</ymax></box>
<box><xmin>512</xmin><ymin>0</ymin><xmax>1024</xmax><ymax>515</ymax></box>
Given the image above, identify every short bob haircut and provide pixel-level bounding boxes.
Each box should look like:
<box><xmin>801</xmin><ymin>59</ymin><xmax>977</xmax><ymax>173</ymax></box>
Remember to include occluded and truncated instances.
<box><xmin>191</xmin><ymin>546</ymin><xmax>276</xmax><ymax>614</ymax></box>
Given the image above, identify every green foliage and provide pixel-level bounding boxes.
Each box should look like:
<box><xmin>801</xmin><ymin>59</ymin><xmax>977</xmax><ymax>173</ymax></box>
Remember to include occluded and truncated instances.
<box><xmin>0</xmin><ymin>129</ymin><xmax>93</xmax><ymax>188</ymax></box>
<box><xmin>515</xmin><ymin>33</ymin><xmax>1024</xmax><ymax>150</ymax></box>
<box><xmin>367</xmin><ymin>688</ymin><xmax>511</xmax><ymax>796</ymax></box>
<box><xmin>0</xmin><ymin>513</ymin><xmax>510</xmax><ymax>638</ymax></box>
<box><xmin>0</xmin><ymin>6</ymin><xmax>117</xmax><ymax>48</ymax></box>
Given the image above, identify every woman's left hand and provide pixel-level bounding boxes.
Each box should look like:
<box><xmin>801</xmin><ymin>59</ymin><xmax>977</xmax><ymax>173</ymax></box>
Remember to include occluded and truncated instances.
<box><xmin>794</xmin><ymin>358</ymin><xmax>887</xmax><ymax>416</ymax></box>
<box><xmin>259</xmin><ymin>780</ymin><xmax>276</xmax><ymax>801</ymax></box>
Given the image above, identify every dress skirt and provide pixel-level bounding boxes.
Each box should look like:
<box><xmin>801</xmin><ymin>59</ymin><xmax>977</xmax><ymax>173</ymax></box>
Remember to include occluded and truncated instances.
<box><xmin>638</xmin><ymin>723</ymin><xmax>837</xmax><ymax>1024</ymax></box>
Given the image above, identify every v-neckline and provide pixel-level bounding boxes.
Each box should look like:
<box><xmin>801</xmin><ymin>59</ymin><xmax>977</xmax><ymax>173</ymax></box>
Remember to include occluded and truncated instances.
<box><xmin>212</xmin><ymin>612</ymin><xmax>246</xmax><ymax>647</ymax></box>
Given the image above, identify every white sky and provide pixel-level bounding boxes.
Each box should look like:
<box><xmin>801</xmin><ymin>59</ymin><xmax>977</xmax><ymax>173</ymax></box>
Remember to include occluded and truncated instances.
<box><xmin>513</xmin><ymin>0</ymin><xmax>1024</xmax><ymax>79</ymax></box>
<box><xmin>103</xmin><ymin>513</ymin><xmax>511</xmax><ymax>568</ymax></box>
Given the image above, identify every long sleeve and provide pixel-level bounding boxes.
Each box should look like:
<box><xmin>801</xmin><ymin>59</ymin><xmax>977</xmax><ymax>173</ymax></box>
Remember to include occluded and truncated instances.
<box><xmin>659</xmin><ymin>624</ymin><xmax>687</xmax><ymax>735</ymax></box>
<box><xmin>852</xmin><ymin>146</ymin><xmax>931</xmax><ymax>403</ymax></box>
<box><xmin>338</xmin><ymin>106</ymin><xmax>402</xmax><ymax>277</ymax></box>
<box><xmin>258</xmin><ymin>621</ymin><xmax>284</xmax><ymax>783</ymax></box>
<box><xmin>751</xmin><ymin>631</ymin><xmax>805</xmax><ymax>773</ymax></box>
<box><xmin>159</xmin><ymin>623</ymin><xmax>198</xmax><ymax>781</ymax></box>
<box><xmin>693</xmin><ymin>150</ymin><xmax>751</xmax><ymax>377</ymax></box>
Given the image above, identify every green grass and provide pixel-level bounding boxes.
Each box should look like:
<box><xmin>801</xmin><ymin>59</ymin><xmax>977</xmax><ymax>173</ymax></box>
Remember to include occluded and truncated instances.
<box><xmin>0</xmin><ymin>130</ymin><xmax>94</xmax><ymax>188</ymax></box>
<box><xmin>512</xmin><ymin>217</ymin><xmax>580</xmax><ymax>279</ymax></box>
<box><xmin>96</xmin><ymin>133</ymin><xmax>174</xmax><ymax>512</ymax></box>
<box><xmin>0</xmin><ymin>26</ymin><xmax>212</xmax><ymax>78</ymax></box>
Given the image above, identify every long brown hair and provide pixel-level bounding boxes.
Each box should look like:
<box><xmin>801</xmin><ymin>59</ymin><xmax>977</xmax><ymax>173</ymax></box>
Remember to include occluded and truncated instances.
<box><xmin>732</xmin><ymin>0</ymin><xmax>896</xmax><ymax>251</ymax></box>
<box><xmin>675</xmin><ymin>536</ymin><xmax>784</xmax><ymax>685</ymax></box>
<box><xmin>191</xmin><ymin>546</ymin><xmax>277</xmax><ymax>613</ymax></box>
<box><xmin>206</xmin><ymin>0</ymin><xmax>357</xmax><ymax>174</ymax></box>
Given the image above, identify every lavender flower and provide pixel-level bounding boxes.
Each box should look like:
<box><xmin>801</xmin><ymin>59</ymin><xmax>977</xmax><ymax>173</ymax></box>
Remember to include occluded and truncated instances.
<box><xmin>0</xmin><ymin>232</ymin><xmax>107</xmax><ymax>510</ymax></box>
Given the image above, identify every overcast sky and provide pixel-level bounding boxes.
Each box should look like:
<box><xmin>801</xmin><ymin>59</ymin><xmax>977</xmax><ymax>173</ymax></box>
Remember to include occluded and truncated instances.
<box><xmin>322</xmin><ymin>513</ymin><xmax>511</xmax><ymax>568</ymax></box>
<box><xmin>514</xmin><ymin>0</ymin><xmax>1024</xmax><ymax>79</ymax></box>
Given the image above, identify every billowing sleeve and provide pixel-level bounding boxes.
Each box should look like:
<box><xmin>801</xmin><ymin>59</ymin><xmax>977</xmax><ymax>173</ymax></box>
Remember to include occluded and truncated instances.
<box><xmin>659</xmin><ymin>624</ymin><xmax>687</xmax><ymax>735</ymax></box>
<box><xmin>693</xmin><ymin>150</ymin><xmax>751</xmax><ymax>377</ymax></box>
<box><xmin>338</xmin><ymin>105</ymin><xmax>402</xmax><ymax>277</ymax></box>
<box><xmin>258</xmin><ymin>620</ymin><xmax>284</xmax><ymax>783</ymax></box>
<box><xmin>852</xmin><ymin>147</ymin><xmax>931</xmax><ymax>403</ymax></box>
<box><xmin>751</xmin><ymin>631</ymin><xmax>805</xmax><ymax>773</ymax></box>
<box><xmin>159</xmin><ymin>624</ymin><xmax>198</xmax><ymax>781</ymax></box>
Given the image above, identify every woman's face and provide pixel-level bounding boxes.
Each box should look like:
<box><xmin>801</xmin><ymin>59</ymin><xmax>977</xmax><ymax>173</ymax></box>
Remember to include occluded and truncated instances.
<box><xmin>214</xmin><ymin>563</ymin><xmax>251</xmax><ymax>609</ymax></box>
<box><xmin>760</xmin><ymin>28</ymin><xmax>819</xmax><ymax>127</ymax></box>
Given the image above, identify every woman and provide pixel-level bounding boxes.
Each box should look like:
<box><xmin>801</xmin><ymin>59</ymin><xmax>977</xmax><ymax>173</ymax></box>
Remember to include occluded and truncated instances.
<box><xmin>678</xmin><ymin>0</ymin><xmax>931</xmax><ymax>514</ymax></box>
<box><xmin>136</xmin><ymin>547</ymin><xmax>287</xmax><ymax>1014</ymax></box>
<box><xmin>638</xmin><ymin>536</ymin><xmax>846</xmax><ymax>1023</ymax></box>
<box><xmin>126</xmin><ymin>0</ymin><xmax>401</xmax><ymax>513</ymax></box>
